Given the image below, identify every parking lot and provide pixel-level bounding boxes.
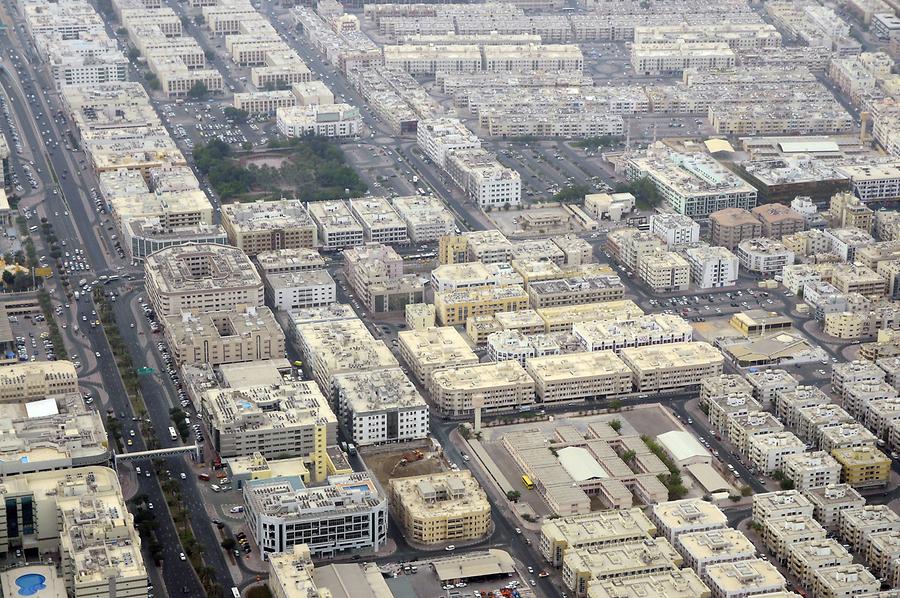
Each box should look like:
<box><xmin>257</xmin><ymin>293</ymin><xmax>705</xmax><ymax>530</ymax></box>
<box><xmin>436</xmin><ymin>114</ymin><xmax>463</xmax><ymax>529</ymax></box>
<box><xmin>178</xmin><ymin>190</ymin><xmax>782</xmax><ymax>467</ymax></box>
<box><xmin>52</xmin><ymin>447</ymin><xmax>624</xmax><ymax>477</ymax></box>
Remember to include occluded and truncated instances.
<box><xmin>6</xmin><ymin>311</ymin><xmax>51</xmax><ymax>362</ymax></box>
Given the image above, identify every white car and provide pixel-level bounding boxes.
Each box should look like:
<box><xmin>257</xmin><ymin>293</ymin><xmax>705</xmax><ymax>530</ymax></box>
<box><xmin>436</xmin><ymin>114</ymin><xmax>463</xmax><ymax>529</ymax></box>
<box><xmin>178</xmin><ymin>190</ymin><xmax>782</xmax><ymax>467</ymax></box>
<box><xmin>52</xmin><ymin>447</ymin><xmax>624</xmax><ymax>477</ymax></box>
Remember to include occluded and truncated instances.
<box><xmin>179</xmin><ymin>552</ymin><xmax>186</xmax><ymax>561</ymax></box>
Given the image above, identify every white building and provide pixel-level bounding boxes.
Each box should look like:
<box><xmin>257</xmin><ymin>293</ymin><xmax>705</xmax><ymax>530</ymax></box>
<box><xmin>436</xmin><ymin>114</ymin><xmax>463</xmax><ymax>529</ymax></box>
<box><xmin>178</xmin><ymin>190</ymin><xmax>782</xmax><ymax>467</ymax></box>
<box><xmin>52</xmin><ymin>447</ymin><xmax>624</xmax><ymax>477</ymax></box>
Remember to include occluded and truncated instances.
<box><xmin>416</xmin><ymin>118</ymin><xmax>481</xmax><ymax>168</ymax></box>
<box><xmin>333</xmin><ymin>368</ymin><xmax>429</xmax><ymax>446</ymax></box>
<box><xmin>264</xmin><ymin>270</ymin><xmax>336</xmax><ymax>311</ymax></box>
<box><xmin>391</xmin><ymin>195</ymin><xmax>455</xmax><ymax>243</ymax></box>
<box><xmin>736</xmin><ymin>238</ymin><xmax>795</xmax><ymax>274</ymax></box>
<box><xmin>446</xmin><ymin>149</ymin><xmax>522</xmax><ymax>208</ymax></box>
<box><xmin>276</xmin><ymin>104</ymin><xmax>361</xmax><ymax>138</ymax></box>
<box><xmin>685</xmin><ymin>246</ymin><xmax>740</xmax><ymax>288</ymax></box>
<box><xmin>649</xmin><ymin>213</ymin><xmax>701</xmax><ymax>248</ymax></box>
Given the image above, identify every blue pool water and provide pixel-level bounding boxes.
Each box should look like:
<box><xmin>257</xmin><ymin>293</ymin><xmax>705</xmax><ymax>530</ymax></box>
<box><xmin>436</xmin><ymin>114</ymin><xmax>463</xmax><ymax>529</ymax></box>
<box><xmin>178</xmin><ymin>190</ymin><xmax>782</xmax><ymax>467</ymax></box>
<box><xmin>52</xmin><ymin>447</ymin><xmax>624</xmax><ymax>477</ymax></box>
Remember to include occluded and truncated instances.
<box><xmin>15</xmin><ymin>573</ymin><xmax>46</xmax><ymax>596</ymax></box>
<box><xmin>343</xmin><ymin>484</ymin><xmax>370</xmax><ymax>493</ymax></box>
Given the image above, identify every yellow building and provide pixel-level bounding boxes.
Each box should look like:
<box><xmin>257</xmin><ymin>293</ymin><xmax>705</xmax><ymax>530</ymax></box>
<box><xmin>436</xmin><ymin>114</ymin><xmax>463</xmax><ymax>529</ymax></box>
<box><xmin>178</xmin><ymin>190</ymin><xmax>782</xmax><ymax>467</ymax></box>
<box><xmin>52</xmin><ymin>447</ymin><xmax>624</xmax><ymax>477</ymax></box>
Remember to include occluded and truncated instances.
<box><xmin>434</xmin><ymin>284</ymin><xmax>530</xmax><ymax>326</ymax></box>
<box><xmin>729</xmin><ymin>310</ymin><xmax>793</xmax><ymax>336</ymax></box>
<box><xmin>831</xmin><ymin>445</ymin><xmax>891</xmax><ymax>489</ymax></box>
<box><xmin>439</xmin><ymin>234</ymin><xmax>468</xmax><ymax>264</ymax></box>
<box><xmin>388</xmin><ymin>471</ymin><xmax>491</xmax><ymax>545</ymax></box>
<box><xmin>537</xmin><ymin>299</ymin><xmax>644</xmax><ymax>333</ymax></box>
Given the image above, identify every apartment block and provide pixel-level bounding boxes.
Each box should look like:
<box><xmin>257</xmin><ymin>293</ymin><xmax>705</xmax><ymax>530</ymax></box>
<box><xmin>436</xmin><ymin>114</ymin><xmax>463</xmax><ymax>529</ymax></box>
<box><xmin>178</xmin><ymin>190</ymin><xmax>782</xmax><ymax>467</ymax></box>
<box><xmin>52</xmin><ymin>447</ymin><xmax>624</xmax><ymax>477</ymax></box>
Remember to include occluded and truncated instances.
<box><xmin>675</xmin><ymin>528</ymin><xmax>756</xmax><ymax>578</ymax></box>
<box><xmin>619</xmin><ymin>341</ymin><xmax>724</xmax><ymax>392</ymax></box>
<box><xmin>752</xmin><ymin>490</ymin><xmax>815</xmax><ymax>526</ymax></box>
<box><xmin>264</xmin><ymin>270</ymin><xmax>336</xmax><ymax>311</ymax></box>
<box><xmin>865</xmin><ymin>530</ymin><xmax>900</xmax><ymax>580</ymax></box>
<box><xmin>528</xmin><ymin>275</ymin><xmax>625</xmax><ymax>309</ymax></box>
<box><xmin>397</xmin><ymin>326</ymin><xmax>479</xmax><ymax>386</ymax></box>
<box><xmin>763</xmin><ymin>515</ymin><xmax>826</xmax><ymax>564</ymax></box>
<box><xmin>736</xmin><ymin>238</ymin><xmax>795</xmax><ymax>275</ymax></box>
<box><xmin>651</xmin><ymin>499</ymin><xmax>727</xmax><ymax>542</ymax></box>
<box><xmin>649</xmin><ymin>213</ymin><xmax>700</xmax><ymax>248</ymax></box>
<box><xmin>831</xmin><ymin>445</ymin><xmax>891</xmax><ymax>488</ymax></box>
<box><xmin>333</xmin><ymin>368</ymin><xmax>428</xmax><ymax>446</ymax></box>
<box><xmin>0</xmin><ymin>361</ymin><xmax>79</xmax><ymax>403</ymax></box>
<box><xmin>819</xmin><ymin>422</ymin><xmax>878</xmax><ymax>452</ymax></box>
<box><xmin>606</xmin><ymin>228</ymin><xmax>665</xmax><ymax>270</ymax></box>
<box><xmin>388</xmin><ymin>471</ymin><xmax>490</xmax><ymax>545</ymax></box>
<box><xmin>787</xmin><ymin>539</ymin><xmax>852</xmax><ymax>591</ymax></box>
<box><xmin>144</xmin><ymin>243</ymin><xmax>264</xmax><ymax>318</ymax></box>
<box><xmin>775</xmin><ymin>386</ymin><xmax>829</xmax><ymax>428</ymax></box>
<box><xmin>637</xmin><ymin>250</ymin><xmax>690</xmax><ymax>292</ymax></box>
<box><xmin>349</xmin><ymin>196</ymin><xmax>410</xmax><ymax>245</ymax></box>
<box><xmin>863</xmin><ymin>397</ymin><xmax>900</xmax><ymax>439</ymax></box>
<box><xmin>539</xmin><ymin>509</ymin><xmax>657</xmax><ymax>567</ymax></box>
<box><xmin>701</xmin><ymin>374</ymin><xmax>754</xmax><ymax>403</ymax></box>
<box><xmin>220</xmin><ymin>199</ymin><xmax>317</xmax><ymax>255</ymax></box>
<box><xmin>685</xmin><ymin>246</ymin><xmax>740</xmax><ymax>288</ymax></box>
<box><xmin>525</xmin><ymin>351</ymin><xmax>632</xmax><ymax>404</ymax></box>
<box><xmin>783</xmin><ymin>451</ymin><xmax>841</xmax><ymax>492</ymax></box>
<box><xmin>391</xmin><ymin>195</ymin><xmax>455</xmax><ymax>243</ymax></box>
<box><xmin>839</xmin><ymin>505</ymin><xmax>900</xmax><ymax>553</ymax></box>
<box><xmin>710</xmin><ymin>208</ymin><xmax>762</xmax><ymax>250</ymax></box>
<box><xmin>802</xmin><ymin>484</ymin><xmax>865</xmax><ymax>531</ymax></box>
<box><xmin>751</xmin><ymin>203</ymin><xmax>805</xmax><ymax>238</ymax></box>
<box><xmin>164</xmin><ymin>306</ymin><xmax>285</xmax><ymax>367</ymax></box>
<box><xmin>843</xmin><ymin>380</ymin><xmax>897</xmax><ymax>419</ymax></box>
<box><xmin>306</xmin><ymin>200</ymin><xmax>365</xmax><ymax>250</ymax></box>
<box><xmin>704</xmin><ymin>559</ymin><xmax>785</xmax><ymax>598</ymax></box>
<box><xmin>562</xmin><ymin>538</ymin><xmax>681</xmax><ymax>597</ymax></box>
<box><xmin>434</xmin><ymin>285</ymin><xmax>529</xmax><ymax>326</ymax></box>
<box><xmin>429</xmin><ymin>360</ymin><xmax>535</xmax><ymax>417</ymax></box>
<box><xmin>812</xmin><ymin>564</ymin><xmax>879</xmax><ymax>598</ymax></box>
<box><xmin>707</xmin><ymin>393</ymin><xmax>762</xmax><ymax>436</ymax></box>
<box><xmin>585</xmin><ymin>570</ymin><xmax>711</xmax><ymax>598</ymax></box>
<box><xmin>747</xmin><ymin>431</ymin><xmax>806</xmax><ymax>474</ymax></box>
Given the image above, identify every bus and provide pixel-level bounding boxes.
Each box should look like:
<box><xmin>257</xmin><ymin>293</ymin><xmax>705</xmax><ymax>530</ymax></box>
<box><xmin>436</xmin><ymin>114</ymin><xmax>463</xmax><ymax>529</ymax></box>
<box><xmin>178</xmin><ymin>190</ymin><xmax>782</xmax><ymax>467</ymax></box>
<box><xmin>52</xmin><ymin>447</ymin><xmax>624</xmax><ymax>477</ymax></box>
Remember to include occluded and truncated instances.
<box><xmin>168</xmin><ymin>426</ymin><xmax>178</xmax><ymax>441</ymax></box>
<box><xmin>521</xmin><ymin>474</ymin><xmax>534</xmax><ymax>489</ymax></box>
<box><xmin>231</xmin><ymin>588</ymin><xmax>240</xmax><ymax>598</ymax></box>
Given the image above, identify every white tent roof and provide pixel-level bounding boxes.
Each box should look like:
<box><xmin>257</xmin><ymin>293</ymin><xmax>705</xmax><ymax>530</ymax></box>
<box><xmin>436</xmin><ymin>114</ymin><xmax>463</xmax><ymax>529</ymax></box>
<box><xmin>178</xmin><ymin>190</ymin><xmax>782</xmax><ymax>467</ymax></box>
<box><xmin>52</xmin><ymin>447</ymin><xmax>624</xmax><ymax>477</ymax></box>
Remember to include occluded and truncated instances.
<box><xmin>657</xmin><ymin>430</ymin><xmax>711</xmax><ymax>463</ymax></box>
<box><xmin>557</xmin><ymin>446</ymin><xmax>608</xmax><ymax>482</ymax></box>
<box><xmin>25</xmin><ymin>398</ymin><xmax>59</xmax><ymax>418</ymax></box>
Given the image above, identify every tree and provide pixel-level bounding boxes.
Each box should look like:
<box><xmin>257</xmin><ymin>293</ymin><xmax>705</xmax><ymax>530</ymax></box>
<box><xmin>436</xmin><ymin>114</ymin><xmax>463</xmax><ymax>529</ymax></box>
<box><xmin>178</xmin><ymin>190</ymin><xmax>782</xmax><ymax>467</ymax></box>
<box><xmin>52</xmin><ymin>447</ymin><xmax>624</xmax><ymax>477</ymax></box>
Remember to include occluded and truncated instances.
<box><xmin>128</xmin><ymin>48</ymin><xmax>140</xmax><ymax>61</ymax></box>
<box><xmin>622</xmin><ymin>449</ymin><xmax>636</xmax><ymax>463</ymax></box>
<box><xmin>608</xmin><ymin>398</ymin><xmax>623</xmax><ymax>412</ymax></box>
<box><xmin>552</xmin><ymin>184</ymin><xmax>591</xmax><ymax>204</ymax></box>
<box><xmin>506</xmin><ymin>490</ymin><xmax>521</xmax><ymax>502</ymax></box>
<box><xmin>188</xmin><ymin>81</ymin><xmax>209</xmax><ymax>99</ymax></box>
<box><xmin>220</xmin><ymin>538</ymin><xmax>236</xmax><ymax>551</ymax></box>
<box><xmin>615</xmin><ymin>176</ymin><xmax>661</xmax><ymax>209</ymax></box>
<box><xmin>194</xmin><ymin>14</ymin><xmax>205</xmax><ymax>25</ymax></box>
<box><xmin>608</xmin><ymin>419</ymin><xmax>622</xmax><ymax>433</ymax></box>
<box><xmin>1</xmin><ymin>270</ymin><xmax>14</xmax><ymax>286</ymax></box>
<box><xmin>241</xmin><ymin>141</ymin><xmax>253</xmax><ymax>151</ymax></box>
<box><xmin>13</xmin><ymin>271</ymin><xmax>32</xmax><ymax>292</ymax></box>
<box><xmin>223</xmin><ymin>107</ymin><xmax>249</xmax><ymax>123</ymax></box>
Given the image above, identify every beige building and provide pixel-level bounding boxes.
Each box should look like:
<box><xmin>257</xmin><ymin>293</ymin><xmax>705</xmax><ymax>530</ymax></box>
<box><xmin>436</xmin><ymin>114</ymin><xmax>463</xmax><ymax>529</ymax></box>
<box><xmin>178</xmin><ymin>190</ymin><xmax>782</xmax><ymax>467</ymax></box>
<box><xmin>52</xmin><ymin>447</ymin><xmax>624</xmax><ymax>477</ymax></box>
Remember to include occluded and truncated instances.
<box><xmin>637</xmin><ymin>250</ymin><xmax>690</xmax><ymax>292</ymax></box>
<box><xmin>220</xmin><ymin>200</ymin><xmax>317</xmax><ymax>255</ymax></box>
<box><xmin>537</xmin><ymin>299</ymin><xmax>644</xmax><ymax>333</ymax></box>
<box><xmin>752</xmin><ymin>490</ymin><xmax>814</xmax><ymax>525</ymax></box>
<box><xmin>802</xmin><ymin>483</ymin><xmax>865</xmax><ymax>531</ymax></box>
<box><xmin>563</xmin><ymin>538</ymin><xmax>682</xmax><ymax>598</ymax></box>
<box><xmin>839</xmin><ymin>505</ymin><xmax>900</xmax><ymax>553</ymax></box>
<box><xmin>831</xmin><ymin>445</ymin><xmax>891</xmax><ymax>488</ymax></box>
<box><xmin>704</xmin><ymin>559</ymin><xmax>786</xmax><ymax>598</ymax></box>
<box><xmin>585</xmin><ymin>569</ymin><xmax>711</xmax><ymax>598</ymax></box>
<box><xmin>675</xmin><ymin>528</ymin><xmax>756</xmax><ymax>578</ymax></box>
<box><xmin>405</xmin><ymin>303</ymin><xmax>436</xmax><ymax>331</ymax></box>
<box><xmin>267</xmin><ymin>544</ymin><xmax>395</xmax><ymax>598</ymax></box>
<box><xmin>0</xmin><ymin>467</ymin><xmax>147</xmax><ymax>595</ymax></box>
<box><xmin>539</xmin><ymin>509</ymin><xmax>657</xmax><ymax>567</ymax></box>
<box><xmin>573</xmin><ymin>314</ymin><xmax>693</xmax><ymax>354</ymax></box>
<box><xmin>527</xmin><ymin>274</ymin><xmax>625</xmax><ymax>309</ymax></box>
<box><xmin>651</xmin><ymin>499</ymin><xmax>728</xmax><ymax>542</ymax></box>
<box><xmin>707</xmin><ymin>393</ymin><xmax>762</xmax><ymax>436</ymax></box>
<box><xmin>812</xmin><ymin>564</ymin><xmax>879</xmax><ymax>598</ymax></box>
<box><xmin>0</xmin><ymin>362</ymin><xmax>79</xmax><ymax>403</ymax></box>
<box><xmin>787</xmin><ymin>539</ymin><xmax>853</xmax><ymax>592</ymax></box>
<box><xmin>751</xmin><ymin>203</ymin><xmax>805</xmax><ymax>238</ymax></box>
<box><xmin>388</xmin><ymin>471</ymin><xmax>490</xmax><ymax>545</ymax></box>
<box><xmin>747</xmin><ymin>431</ymin><xmax>806</xmax><ymax>474</ymax></box>
<box><xmin>164</xmin><ymin>306</ymin><xmax>285</xmax><ymax>367</ymax></box>
<box><xmin>605</xmin><ymin>228</ymin><xmax>665</xmax><ymax>270</ymax></box>
<box><xmin>145</xmin><ymin>243</ymin><xmax>264</xmax><ymax>318</ymax></box>
<box><xmin>429</xmin><ymin>360</ymin><xmax>535</xmax><ymax>417</ymax></box>
<box><xmin>254</xmin><ymin>248</ymin><xmax>326</xmax><ymax>276</ymax></box>
<box><xmin>710</xmin><ymin>208</ymin><xmax>762</xmax><ymax>250</ymax></box>
<box><xmin>397</xmin><ymin>326</ymin><xmax>479</xmax><ymax>386</ymax></box>
<box><xmin>434</xmin><ymin>284</ymin><xmax>530</xmax><ymax>326</ymax></box>
<box><xmin>525</xmin><ymin>351</ymin><xmax>633</xmax><ymax>404</ymax></box>
<box><xmin>830</xmin><ymin>263</ymin><xmax>887</xmax><ymax>296</ymax></box>
<box><xmin>762</xmin><ymin>514</ymin><xmax>826</xmax><ymax>564</ymax></box>
<box><xmin>619</xmin><ymin>342</ymin><xmax>724</xmax><ymax>392</ymax></box>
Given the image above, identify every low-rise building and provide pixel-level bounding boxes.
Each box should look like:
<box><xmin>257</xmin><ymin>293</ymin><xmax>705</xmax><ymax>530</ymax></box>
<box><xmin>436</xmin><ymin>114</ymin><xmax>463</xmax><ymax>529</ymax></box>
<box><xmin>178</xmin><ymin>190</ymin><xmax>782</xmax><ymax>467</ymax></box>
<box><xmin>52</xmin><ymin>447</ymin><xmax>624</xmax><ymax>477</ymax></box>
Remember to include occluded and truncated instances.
<box><xmin>619</xmin><ymin>341</ymin><xmax>724</xmax><ymax>392</ymax></box>
<box><xmin>276</xmin><ymin>103</ymin><xmax>361</xmax><ymax>138</ymax></box>
<box><xmin>332</xmin><ymin>368</ymin><xmax>428</xmax><ymax>446</ymax></box>
<box><xmin>775</xmin><ymin>385</ymin><xmax>829</xmax><ymax>428</ymax></box>
<box><xmin>796</xmin><ymin>404</ymin><xmax>854</xmax><ymax>445</ymax></box>
<box><xmin>525</xmin><ymin>351</ymin><xmax>633</xmax><ymax>404</ymax></box>
<box><xmin>637</xmin><ymin>250</ymin><xmax>690</xmax><ymax>292</ymax></box>
<box><xmin>710</xmin><ymin>208</ymin><xmax>762</xmax><ymax>250</ymax></box>
<box><xmin>783</xmin><ymin>451</ymin><xmax>841</xmax><ymax>491</ymax></box>
<box><xmin>349</xmin><ymin>196</ymin><xmax>410</xmax><ymax>245</ymax></box>
<box><xmin>865</xmin><ymin>530</ymin><xmax>900</xmax><ymax>581</ymax></box>
<box><xmin>728</xmin><ymin>411</ymin><xmax>785</xmax><ymax>455</ymax></box>
<box><xmin>651</xmin><ymin>499</ymin><xmax>728</xmax><ymax>542</ymax></box>
<box><xmin>243</xmin><ymin>473</ymin><xmax>387</xmax><ymax>557</ymax></box>
<box><xmin>528</xmin><ymin>275</ymin><xmax>625</xmax><ymax>309</ymax></box>
<box><xmin>812</xmin><ymin>564</ymin><xmax>880</xmax><ymax>598</ymax></box>
<box><xmin>307</xmin><ymin>200</ymin><xmax>365</xmax><ymax>250</ymax></box>
<box><xmin>787</xmin><ymin>539</ymin><xmax>853</xmax><ymax>591</ymax></box>
<box><xmin>701</xmin><ymin>374</ymin><xmax>754</xmax><ymax>403</ymax></box>
<box><xmin>429</xmin><ymin>360</ymin><xmax>535</xmax><ymax>418</ymax></box>
<box><xmin>842</xmin><ymin>379</ymin><xmax>897</xmax><ymax>419</ymax></box>
<box><xmin>829</xmin><ymin>263</ymin><xmax>887</xmax><ymax>296</ymax></box>
<box><xmin>832</xmin><ymin>360</ymin><xmax>886</xmax><ymax>396</ymax></box>
<box><xmin>707</xmin><ymin>393</ymin><xmax>762</xmax><ymax>436</ymax></box>
<box><xmin>649</xmin><ymin>213</ymin><xmax>700</xmax><ymax>248</ymax></box>
<box><xmin>254</xmin><ymin>248</ymin><xmax>326</xmax><ymax>276</ymax></box>
<box><xmin>751</xmin><ymin>203</ymin><xmax>805</xmax><ymax>238</ymax></box>
<box><xmin>763</xmin><ymin>515</ymin><xmax>826</xmax><ymax>564</ymax></box>
<box><xmin>164</xmin><ymin>306</ymin><xmax>285</xmax><ymax>367</ymax></box>
<box><xmin>573</xmin><ymin>314</ymin><xmax>693</xmax><ymax>354</ymax></box>
<box><xmin>675</xmin><ymin>528</ymin><xmax>756</xmax><ymax>578</ymax></box>
<box><xmin>862</xmin><ymin>397</ymin><xmax>900</xmax><ymax>439</ymax></box>
<box><xmin>264</xmin><ymin>270</ymin><xmax>336</xmax><ymax>311</ymax></box>
<box><xmin>704</xmin><ymin>559</ymin><xmax>786</xmax><ymax>598</ymax></box>
<box><xmin>397</xmin><ymin>326</ymin><xmax>479</xmax><ymax>386</ymax></box>
<box><xmin>752</xmin><ymin>490</ymin><xmax>814</xmax><ymax>526</ymax></box>
<box><xmin>831</xmin><ymin>445</ymin><xmax>891</xmax><ymax>488</ymax></box>
<box><xmin>220</xmin><ymin>199</ymin><xmax>317</xmax><ymax>255</ymax></box>
<box><xmin>736</xmin><ymin>238</ymin><xmax>795</xmax><ymax>274</ymax></box>
<box><xmin>391</xmin><ymin>195</ymin><xmax>455</xmax><ymax>243</ymax></box>
<box><xmin>434</xmin><ymin>285</ymin><xmax>530</xmax><ymax>326</ymax></box>
<box><xmin>388</xmin><ymin>471</ymin><xmax>490</xmax><ymax>545</ymax></box>
<box><xmin>540</xmin><ymin>509</ymin><xmax>657</xmax><ymax>567</ymax></box>
<box><xmin>839</xmin><ymin>505</ymin><xmax>900</xmax><ymax>553</ymax></box>
<box><xmin>819</xmin><ymin>422</ymin><xmax>878</xmax><ymax>452</ymax></box>
<box><xmin>747</xmin><ymin>431</ymin><xmax>807</xmax><ymax>474</ymax></box>
<box><xmin>0</xmin><ymin>362</ymin><xmax>79</xmax><ymax>403</ymax></box>
<box><xmin>802</xmin><ymin>484</ymin><xmax>865</xmax><ymax>531</ymax></box>
<box><xmin>563</xmin><ymin>538</ymin><xmax>682</xmax><ymax>598</ymax></box>
<box><xmin>685</xmin><ymin>246</ymin><xmax>740</xmax><ymax>288</ymax></box>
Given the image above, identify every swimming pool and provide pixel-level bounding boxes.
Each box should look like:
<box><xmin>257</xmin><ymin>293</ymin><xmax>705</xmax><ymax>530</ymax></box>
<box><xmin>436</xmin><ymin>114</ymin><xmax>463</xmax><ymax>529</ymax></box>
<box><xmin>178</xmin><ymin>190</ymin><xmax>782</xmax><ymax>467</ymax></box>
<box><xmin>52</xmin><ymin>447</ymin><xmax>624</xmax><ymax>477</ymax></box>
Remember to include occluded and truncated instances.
<box><xmin>15</xmin><ymin>573</ymin><xmax>46</xmax><ymax>596</ymax></box>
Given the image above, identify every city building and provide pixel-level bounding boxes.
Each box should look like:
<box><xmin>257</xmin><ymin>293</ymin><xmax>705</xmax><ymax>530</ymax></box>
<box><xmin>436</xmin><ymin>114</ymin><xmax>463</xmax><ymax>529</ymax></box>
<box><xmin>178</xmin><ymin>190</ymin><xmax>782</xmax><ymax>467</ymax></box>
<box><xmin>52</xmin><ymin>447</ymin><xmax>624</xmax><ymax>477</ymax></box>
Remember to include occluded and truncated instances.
<box><xmin>763</xmin><ymin>515</ymin><xmax>826</xmax><ymax>564</ymax></box>
<box><xmin>704</xmin><ymin>559</ymin><xmax>786</xmax><ymax>598</ymax></box>
<box><xmin>637</xmin><ymin>250</ymin><xmax>691</xmax><ymax>292</ymax></box>
<box><xmin>405</xmin><ymin>303</ymin><xmax>436</xmax><ymax>331</ymax></box>
<box><xmin>747</xmin><ymin>431</ymin><xmax>807</xmax><ymax>474</ymax></box>
<box><xmin>525</xmin><ymin>351</ymin><xmax>633</xmax><ymax>404</ymax></box>
<box><xmin>606</xmin><ymin>228</ymin><xmax>665</xmax><ymax>270</ymax></box>
<box><xmin>528</xmin><ymin>275</ymin><xmax>625</xmax><ymax>309</ymax></box>
<box><xmin>0</xmin><ymin>362</ymin><xmax>79</xmax><ymax>403</ymax></box>
<box><xmin>164</xmin><ymin>306</ymin><xmax>286</xmax><ymax>367</ymax></box>
<box><xmin>388</xmin><ymin>471</ymin><xmax>490</xmax><ymax>545</ymax></box>
<box><xmin>220</xmin><ymin>200</ymin><xmax>318</xmax><ymax>255</ymax></box>
<box><xmin>746</xmin><ymin>369</ymin><xmax>799</xmax><ymax>407</ymax></box>
<box><xmin>710</xmin><ymin>208</ymin><xmax>763</xmax><ymax>250</ymax></box>
<box><xmin>562</xmin><ymin>538</ymin><xmax>682</xmax><ymax>597</ymax></box>
<box><xmin>0</xmin><ymin>467</ymin><xmax>147</xmax><ymax>595</ymax></box>
<box><xmin>307</xmin><ymin>201</ymin><xmax>365</xmax><ymax>250</ymax></box>
<box><xmin>429</xmin><ymin>360</ymin><xmax>535</xmax><ymax>417</ymax></box>
<box><xmin>829</xmin><ymin>263</ymin><xmax>888</xmax><ymax>296</ymax></box>
<box><xmin>539</xmin><ymin>509</ymin><xmax>657</xmax><ymax>567</ymax></box>
<box><xmin>573</xmin><ymin>314</ymin><xmax>693</xmax><ymax>354</ymax></box>
<box><xmin>812</xmin><ymin>564</ymin><xmax>880</xmax><ymax>598</ymax></box>
<box><xmin>839</xmin><ymin>505</ymin><xmax>900</xmax><ymax>553</ymax></box>
<box><xmin>243</xmin><ymin>473</ymin><xmax>387</xmax><ymax>557</ymax></box>
<box><xmin>332</xmin><ymin>368</ymin><xmax>428</xmax><ymax>446</ymax></box>
<box><xmin>397</xmin><ymin>326</ymin><xmax>479</xmax><ymax>386</ymax></box>
<box><xmin>434</xmin><ymin>285</ymin><xmax>530</xmax><ymax>326</ymax></box>
<box><xmin>802</xmin><ymin>483</ymin><xmax>865</xmax><ymax>531</ymax></box>
<box><xmin>145</xmin><ymin>243</ymin><xmax>264</xmax><ymax>317</ymax></box>
<box><xmin>619</xmin><ymin>342</ymin><xmax>724</xmax><ymax>392</ymax></box>
<box><xmin>752</xmin><ymin>490</ymin><xmax>815</xmax><ymax>525</ymax></box>
<box><xmin>751</xmin><ymin>204</ymin><xmax>806</xmax><ymax>238</ymax></box>
<box><xmin>707</xmin><ymin>393</ymin><xmax>762</xmax><ymax>436</ymax></box>
<box><xmin>675</xmin><ymin>528</ymin><xmax>756</xmax><ymax>578</ymax></box>
<box><xmin>787</xmin><ymin>539</ymin><xmax>853</xmax><ymax>591</ymax></box>
<box><xmin>348</xmin><ymin>196</ymin><xmax>410</xmax><ymax>245</ymax></box>
<box><xmin>266</xmin><ymin>544</ymin><xmax>393</xmax><ymax>598</ymax></box>
<box><xmin>782</xmin><ymin>451</ymin><xmax>841</xmax><ymax>491</ymax></box>
<box><xmin>651</xmin><ymin>499</ymin><xmax>728</xmax><ymax>542</ymax></box>
<box><xmin>736</xmin><ymin>238</ymin><xmax>795</xmax><ymax>274</ymax></box>
<box><xmin>831</xmin><ymin>445</ymin><xmax>891</xmax><ymax>488</ymax></box>
<box><xmin>685</xmin><ymin>246</ymin><xmax>740</xmax><ymax>288</ymax></box>
<box><xmin>391</xmin><ymin>195</ymin><xmax>455</xmax><ymax>243</ymax></box>
<box><xmin>824</xmin><ymin>228</ymin><xmax>876</xmax><ymax>262</ymax></box>
<box><xmin>264</xmin><ymin>270</ymin><xmax>337</xmax><ymax>311</ymax></box>
<box><xmin>276</xmin><ymin>103</ymin><xmax>361</xmax><ymax>138</ymax></box>
<box><xmin>585</xmin><ymin>570</ymin><xmax>712</xmax><ymax>598</ymax></box>
<box><xmin>649</xmin><ymin>213</ymin><xmax>701</xmax><ymax>248</ymax></box>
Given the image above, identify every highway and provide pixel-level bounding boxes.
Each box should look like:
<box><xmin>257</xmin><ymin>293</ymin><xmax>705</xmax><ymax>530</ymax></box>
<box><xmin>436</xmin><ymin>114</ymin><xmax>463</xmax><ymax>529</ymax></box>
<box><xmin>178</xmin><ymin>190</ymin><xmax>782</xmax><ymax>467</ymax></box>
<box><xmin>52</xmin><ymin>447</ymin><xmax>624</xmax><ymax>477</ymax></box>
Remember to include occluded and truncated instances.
<box><xmin>0</xmin><ymin>2</ymin><xmax>222</xmax><ymax>596</ymax></box>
